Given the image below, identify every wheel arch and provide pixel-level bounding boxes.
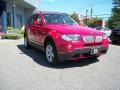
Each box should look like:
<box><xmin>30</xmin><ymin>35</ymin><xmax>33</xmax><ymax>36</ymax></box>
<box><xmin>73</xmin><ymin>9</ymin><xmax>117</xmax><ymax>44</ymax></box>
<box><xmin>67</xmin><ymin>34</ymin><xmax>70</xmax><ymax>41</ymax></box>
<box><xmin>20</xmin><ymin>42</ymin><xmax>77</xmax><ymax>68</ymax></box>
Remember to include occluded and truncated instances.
<box><xmin>44</xmin><ymin>36</ymin><xmax>57</xmax><ymax>50</ymax></box>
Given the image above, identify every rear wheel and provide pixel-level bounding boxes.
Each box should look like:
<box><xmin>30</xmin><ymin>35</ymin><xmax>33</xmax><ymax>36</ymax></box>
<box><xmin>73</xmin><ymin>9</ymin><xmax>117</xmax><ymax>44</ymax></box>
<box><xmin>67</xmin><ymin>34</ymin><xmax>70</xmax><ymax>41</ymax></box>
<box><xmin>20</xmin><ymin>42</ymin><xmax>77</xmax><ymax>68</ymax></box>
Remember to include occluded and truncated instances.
<box><xmin>45</xmin><ymin>42</ymin><xmax>59</xmax><ymax>65</ymax></box>
<box><xmin>24</xmin><ymin>36</ymin><xmax>31</xmax><ymax>49</ymax></box>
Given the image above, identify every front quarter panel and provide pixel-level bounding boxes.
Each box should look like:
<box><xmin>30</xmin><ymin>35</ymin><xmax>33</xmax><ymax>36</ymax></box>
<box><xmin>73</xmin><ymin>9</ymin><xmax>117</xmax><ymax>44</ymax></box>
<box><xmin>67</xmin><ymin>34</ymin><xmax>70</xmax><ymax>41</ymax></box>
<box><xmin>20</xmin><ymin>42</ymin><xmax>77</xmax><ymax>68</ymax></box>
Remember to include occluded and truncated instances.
<box><xmin>46</xmin><ymin>30</ymin><xmax>62</xmax><ymax>49</ymax></box>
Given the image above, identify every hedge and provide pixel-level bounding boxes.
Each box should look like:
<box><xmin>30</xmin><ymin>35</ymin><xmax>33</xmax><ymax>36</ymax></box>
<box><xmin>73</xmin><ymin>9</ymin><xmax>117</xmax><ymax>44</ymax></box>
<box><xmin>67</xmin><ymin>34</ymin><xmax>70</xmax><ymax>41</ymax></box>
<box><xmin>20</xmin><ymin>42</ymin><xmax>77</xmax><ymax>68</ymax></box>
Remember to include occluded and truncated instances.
<box><xmin>1</xmin><ymin>34</ymin><xmax>23</xmax><ymax>40</ymax></box>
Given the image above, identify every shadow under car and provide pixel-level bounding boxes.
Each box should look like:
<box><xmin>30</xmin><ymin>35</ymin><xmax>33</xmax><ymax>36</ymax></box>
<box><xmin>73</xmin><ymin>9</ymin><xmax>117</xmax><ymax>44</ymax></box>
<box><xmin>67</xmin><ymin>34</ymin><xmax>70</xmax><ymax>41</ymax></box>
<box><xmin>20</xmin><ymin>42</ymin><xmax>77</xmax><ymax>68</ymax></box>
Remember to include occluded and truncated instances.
<box><xmin>17</xmin><ymin>44</ymin><xmax>99</xmax><ymax>69</ymax></box>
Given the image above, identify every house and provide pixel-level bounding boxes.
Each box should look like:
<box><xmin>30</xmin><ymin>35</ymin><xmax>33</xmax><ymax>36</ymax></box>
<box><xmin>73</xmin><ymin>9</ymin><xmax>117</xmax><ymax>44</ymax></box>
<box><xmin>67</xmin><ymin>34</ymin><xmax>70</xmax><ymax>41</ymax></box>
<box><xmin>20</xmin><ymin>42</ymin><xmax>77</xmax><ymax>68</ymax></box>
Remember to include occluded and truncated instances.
<box><xmin>0</xmin><ymin>0</ymin><xmax>39</xmax><ymax>33</ymax></box>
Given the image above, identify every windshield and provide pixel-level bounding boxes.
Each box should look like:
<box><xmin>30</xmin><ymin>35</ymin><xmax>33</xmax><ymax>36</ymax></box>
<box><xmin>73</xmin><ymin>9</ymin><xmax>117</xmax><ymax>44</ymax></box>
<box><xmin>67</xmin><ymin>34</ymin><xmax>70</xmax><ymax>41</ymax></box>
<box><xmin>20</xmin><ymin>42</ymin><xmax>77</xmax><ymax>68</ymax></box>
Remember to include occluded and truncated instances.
<box><xmin>96</xmin><ymin>27</ymin><xmax>111</xmax><ymax>31</ymax></box>
<box><xmin>44</xmin><ymin>14</ymin><xmax>78</xmax><ymax>25</ymax></box>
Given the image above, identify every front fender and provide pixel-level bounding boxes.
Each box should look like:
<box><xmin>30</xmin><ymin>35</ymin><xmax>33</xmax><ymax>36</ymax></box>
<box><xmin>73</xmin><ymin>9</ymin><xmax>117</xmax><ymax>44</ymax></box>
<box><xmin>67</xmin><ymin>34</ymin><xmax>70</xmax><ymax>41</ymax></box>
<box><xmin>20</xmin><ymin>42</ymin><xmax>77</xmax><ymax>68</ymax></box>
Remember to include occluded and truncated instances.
<box><xmin>45</xmin><ymin>31</ymin><xmax>61</xmax><ymax>51</ymax></box>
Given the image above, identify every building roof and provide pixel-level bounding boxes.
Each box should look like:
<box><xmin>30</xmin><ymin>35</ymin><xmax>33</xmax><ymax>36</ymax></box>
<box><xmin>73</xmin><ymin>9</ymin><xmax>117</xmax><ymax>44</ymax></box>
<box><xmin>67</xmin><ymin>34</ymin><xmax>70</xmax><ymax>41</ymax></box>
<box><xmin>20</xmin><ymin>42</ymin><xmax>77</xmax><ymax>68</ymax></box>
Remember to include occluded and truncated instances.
<box><xmin>17</xmin><ymin>0</ymin><xmax>36</xmax><ymax>8</ymax></box>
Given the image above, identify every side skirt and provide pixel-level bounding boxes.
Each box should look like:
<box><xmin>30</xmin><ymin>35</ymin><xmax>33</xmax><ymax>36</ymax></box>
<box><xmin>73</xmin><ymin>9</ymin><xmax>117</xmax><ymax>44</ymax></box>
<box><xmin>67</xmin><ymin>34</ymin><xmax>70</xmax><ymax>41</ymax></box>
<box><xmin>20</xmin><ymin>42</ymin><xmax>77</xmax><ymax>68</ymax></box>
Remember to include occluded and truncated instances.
<box><xmin>29</xmin><ymin>41</ymin><xmax>45</xmax><ymax>52</ymax></box>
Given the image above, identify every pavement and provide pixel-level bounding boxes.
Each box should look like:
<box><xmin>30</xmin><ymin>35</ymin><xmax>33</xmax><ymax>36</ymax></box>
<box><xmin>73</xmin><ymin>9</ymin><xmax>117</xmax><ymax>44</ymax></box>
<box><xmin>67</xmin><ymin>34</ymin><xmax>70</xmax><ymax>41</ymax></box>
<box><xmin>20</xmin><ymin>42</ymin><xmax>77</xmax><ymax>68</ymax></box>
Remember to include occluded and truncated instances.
<box><xmin>0</xmin><ymin>39</ymin><xmax>120</xmax><ymax>90</ymax></box>
<box><xmin>0</xmin><ymin>39</ymin><xmax>15</xmax><ymax>43</ymax></box>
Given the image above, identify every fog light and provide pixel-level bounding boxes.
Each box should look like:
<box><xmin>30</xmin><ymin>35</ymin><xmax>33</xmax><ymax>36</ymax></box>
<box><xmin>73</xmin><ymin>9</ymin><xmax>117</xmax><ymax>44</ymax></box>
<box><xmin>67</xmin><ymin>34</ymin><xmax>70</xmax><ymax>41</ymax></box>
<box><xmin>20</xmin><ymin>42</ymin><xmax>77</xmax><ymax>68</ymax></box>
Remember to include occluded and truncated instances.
<box><xmin>68</xmin><ymin>44</ymin><xmax>72</xmax><ymax>49</ymax></box>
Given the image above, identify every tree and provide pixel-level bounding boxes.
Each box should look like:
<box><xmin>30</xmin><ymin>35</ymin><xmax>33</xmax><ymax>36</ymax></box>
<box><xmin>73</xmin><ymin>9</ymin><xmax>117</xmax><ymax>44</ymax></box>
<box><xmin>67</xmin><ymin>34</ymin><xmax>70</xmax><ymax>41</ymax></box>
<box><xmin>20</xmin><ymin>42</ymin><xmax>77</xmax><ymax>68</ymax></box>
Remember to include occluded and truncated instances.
<box><xmin>87</xmin><ymin>17</ymin><xmax>102</xmax><ymax>28</ymax></box>
<box><xmin>108</xmin><ymin>0</ymin><xmax>120</xmax><ymax>29</ymax></box>
<box><xmin>71</xmin><ymin>12</ymin><xmax>80</xmax><ymax>24</ymax></box>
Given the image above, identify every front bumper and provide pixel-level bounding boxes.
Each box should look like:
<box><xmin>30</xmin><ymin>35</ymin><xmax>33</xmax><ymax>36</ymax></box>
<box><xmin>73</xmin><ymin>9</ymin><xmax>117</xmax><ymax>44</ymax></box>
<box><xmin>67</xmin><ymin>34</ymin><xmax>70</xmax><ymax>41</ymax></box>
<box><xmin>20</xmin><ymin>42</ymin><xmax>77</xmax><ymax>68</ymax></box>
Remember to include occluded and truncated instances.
<box><xmin>58</xmin><ymin>46</ymin><xmax>108</xmax><ymax>62</ymax></box>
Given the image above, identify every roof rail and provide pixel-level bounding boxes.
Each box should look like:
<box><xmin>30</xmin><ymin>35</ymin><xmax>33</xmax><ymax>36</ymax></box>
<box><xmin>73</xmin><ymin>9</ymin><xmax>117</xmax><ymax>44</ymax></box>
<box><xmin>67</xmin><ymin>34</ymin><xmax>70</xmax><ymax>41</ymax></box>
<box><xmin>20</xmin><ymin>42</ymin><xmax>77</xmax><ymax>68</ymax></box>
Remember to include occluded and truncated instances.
<box><xmin>34</xmin><ymin>11</ymin><xmax>43</xmax><ymax>14</ymax></box>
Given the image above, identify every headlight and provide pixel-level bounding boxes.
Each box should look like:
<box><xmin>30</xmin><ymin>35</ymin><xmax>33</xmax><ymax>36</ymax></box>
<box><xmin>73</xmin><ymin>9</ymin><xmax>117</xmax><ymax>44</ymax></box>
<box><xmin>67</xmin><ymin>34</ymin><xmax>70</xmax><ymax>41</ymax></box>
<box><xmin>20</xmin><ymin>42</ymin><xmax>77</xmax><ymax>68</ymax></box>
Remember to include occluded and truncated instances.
<box><xmin>95</xmin><ymin>36</ymin><xmax>102</xmax><ymax>42</ymax></box>
<box><xmin>103</xmin><ymin>33</ymin><xmax>108</xmax><ymax>39</ymax></box>
<box><xmin>61</xmin><ymin>34</ymin><xmax>81</xmax><ymax>41</ymax></box>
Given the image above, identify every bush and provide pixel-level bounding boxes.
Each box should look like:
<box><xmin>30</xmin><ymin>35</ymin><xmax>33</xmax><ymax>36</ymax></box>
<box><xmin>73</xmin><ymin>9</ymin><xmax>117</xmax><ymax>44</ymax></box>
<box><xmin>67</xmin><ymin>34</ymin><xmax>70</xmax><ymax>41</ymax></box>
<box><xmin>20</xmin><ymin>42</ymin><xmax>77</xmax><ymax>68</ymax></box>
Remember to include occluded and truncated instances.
<box><xmin>1</xmin><ymin>34</ymin><xmax>23</xmax><ymax>40</ymax></box>
<box><xmin>7</xmin><ymin>27</ymin><xmax>13</xmax><ymax>31</ymax></box>
<box><xmin>5</xmin><ymin>27</ymin><xmax>24</xmax><ymax>39</ymax></box>
<box><xmin>16</xmin><ymin>30</ymin><xmax>24</xmax><ymax>34</ymax></box>
<box><xmin>7</xmin><ymin>27</ymin><xmax>25</xmax><ymax>34</ymax></box>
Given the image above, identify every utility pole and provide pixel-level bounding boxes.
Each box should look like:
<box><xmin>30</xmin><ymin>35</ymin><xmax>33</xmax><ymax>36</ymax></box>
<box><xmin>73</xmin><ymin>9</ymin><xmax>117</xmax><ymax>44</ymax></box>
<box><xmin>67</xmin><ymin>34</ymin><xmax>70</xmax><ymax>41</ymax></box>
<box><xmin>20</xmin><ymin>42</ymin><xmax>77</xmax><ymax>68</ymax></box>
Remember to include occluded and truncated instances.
<box><xmin>12</xmin><ymin>0</ymin><xmax>16</xmax><ymax>30</ymax></box>
<box><xmin>90</xmin><ymin>4</ymin><xmax>93</xmax><ymax>20</ymax></box>
<box><xmin>86</xmin><ymin>9</ymin><xmax>88</xmax><ymax>25</ymax></box>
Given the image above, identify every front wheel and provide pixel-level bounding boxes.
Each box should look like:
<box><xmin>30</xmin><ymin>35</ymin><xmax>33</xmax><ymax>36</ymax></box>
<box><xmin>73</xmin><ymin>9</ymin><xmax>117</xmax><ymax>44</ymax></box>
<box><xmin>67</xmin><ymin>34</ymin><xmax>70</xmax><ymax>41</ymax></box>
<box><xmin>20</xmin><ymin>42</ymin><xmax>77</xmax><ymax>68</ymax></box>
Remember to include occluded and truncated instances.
<box><xmin>45</xmin><ymin>42</ymin><xmax>59</xmax><ymax>65</ymax></box>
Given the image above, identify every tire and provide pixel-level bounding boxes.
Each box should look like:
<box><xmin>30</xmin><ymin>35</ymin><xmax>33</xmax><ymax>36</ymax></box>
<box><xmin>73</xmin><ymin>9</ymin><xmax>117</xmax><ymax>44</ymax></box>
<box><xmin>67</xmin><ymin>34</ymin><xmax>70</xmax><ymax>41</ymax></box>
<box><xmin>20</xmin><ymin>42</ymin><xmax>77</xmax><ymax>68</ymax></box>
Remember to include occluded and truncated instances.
<box><xmin>24</xmin><ymin>36</ymin><xmax>31</xmax><ymax>49</ymax></box>
<box><xmin>45</xmin><ymin>42</ymin><xmax>59</xmax><ymax>65</ymax></box>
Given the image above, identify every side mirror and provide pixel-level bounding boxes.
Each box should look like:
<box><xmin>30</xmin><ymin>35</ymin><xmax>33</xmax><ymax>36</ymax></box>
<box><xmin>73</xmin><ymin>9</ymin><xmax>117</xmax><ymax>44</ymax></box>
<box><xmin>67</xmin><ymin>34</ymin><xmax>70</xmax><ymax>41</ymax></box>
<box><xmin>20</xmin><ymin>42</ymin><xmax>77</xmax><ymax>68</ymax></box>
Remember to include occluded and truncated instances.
<box><xmin>33</xmin><ymin>21</ymin><xmax>41</xmax><ymax>25</ymax></box>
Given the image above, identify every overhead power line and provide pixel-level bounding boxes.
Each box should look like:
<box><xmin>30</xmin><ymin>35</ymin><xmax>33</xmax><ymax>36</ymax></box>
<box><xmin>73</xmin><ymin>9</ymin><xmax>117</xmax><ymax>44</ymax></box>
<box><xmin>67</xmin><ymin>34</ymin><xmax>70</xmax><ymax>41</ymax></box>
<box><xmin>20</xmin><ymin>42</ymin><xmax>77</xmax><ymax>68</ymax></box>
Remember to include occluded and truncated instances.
<box><xmin>92</xmin><ymin>14</ymin><xmax>111</xmax><ymax>16</ymax></box>
<box><xmin>82</xmin><ymin>13</ymin><xmax>111</xmax><ymax>17</ymax></box>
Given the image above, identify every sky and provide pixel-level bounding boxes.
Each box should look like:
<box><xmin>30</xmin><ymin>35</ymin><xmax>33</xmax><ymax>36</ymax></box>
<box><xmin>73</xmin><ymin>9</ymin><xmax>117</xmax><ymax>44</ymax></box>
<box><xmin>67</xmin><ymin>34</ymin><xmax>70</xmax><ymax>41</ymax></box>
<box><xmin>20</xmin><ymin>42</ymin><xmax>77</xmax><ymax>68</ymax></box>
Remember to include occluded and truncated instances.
<box><xmin>38</xmin><ymin>0</ymin><xmax>113</xmax><ymax>19</ymax></box>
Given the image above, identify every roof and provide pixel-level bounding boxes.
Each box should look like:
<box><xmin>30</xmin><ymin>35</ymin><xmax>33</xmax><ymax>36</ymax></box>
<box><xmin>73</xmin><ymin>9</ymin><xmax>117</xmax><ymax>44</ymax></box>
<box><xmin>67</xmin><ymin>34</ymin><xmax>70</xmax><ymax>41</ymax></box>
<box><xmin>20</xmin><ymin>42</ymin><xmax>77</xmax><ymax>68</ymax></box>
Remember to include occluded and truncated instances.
<box><xmin>35</xmin><ymin>11</ymin><xmax>66</xmax><ymax>15</ymax></box>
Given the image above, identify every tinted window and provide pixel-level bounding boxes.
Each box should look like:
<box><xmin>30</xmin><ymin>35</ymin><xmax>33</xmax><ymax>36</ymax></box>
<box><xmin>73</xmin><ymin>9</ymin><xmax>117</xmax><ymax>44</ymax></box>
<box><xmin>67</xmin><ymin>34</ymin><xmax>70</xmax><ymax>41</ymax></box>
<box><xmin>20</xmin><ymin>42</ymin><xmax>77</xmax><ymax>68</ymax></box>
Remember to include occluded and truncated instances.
<box><xmin>44</xmin><ymin>14</ymin><xmax>78</xmax><ymax>25</ymax></box>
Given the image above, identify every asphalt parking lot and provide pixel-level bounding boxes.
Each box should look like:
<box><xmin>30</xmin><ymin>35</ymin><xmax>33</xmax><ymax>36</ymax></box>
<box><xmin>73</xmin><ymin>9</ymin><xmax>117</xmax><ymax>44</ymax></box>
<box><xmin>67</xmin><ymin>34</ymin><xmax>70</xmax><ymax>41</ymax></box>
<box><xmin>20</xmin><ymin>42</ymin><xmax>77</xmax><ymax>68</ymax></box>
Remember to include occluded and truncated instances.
<box><xmin>0</xmin><ymin>39</ymin><xmax>120</xmax><ymax>90</ymax></box>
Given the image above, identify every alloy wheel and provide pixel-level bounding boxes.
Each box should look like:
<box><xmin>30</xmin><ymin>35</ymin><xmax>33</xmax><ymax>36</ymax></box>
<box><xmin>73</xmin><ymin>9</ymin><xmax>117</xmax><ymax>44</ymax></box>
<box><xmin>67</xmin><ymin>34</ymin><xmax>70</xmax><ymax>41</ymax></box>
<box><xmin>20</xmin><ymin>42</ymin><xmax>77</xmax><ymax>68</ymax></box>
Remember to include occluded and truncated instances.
<box><xmin>24</xmin><ymin>37</ymin><xmax>27</xmax><ymax>47</ymax></box>
<box><xmin>46</xmin><ymin>44</ymin><xmax>54</xmax><ymax>63</ymax></box>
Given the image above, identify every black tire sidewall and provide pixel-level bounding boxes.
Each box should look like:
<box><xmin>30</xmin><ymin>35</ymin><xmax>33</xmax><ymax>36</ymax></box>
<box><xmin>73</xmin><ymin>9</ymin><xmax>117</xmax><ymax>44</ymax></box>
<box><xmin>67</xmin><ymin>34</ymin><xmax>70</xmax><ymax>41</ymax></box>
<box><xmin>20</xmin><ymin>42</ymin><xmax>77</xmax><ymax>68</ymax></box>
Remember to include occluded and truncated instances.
<box><xmin>24</xmin><ymin>36</ymin><xmax>31</xmax><ymax>49</ymax></box>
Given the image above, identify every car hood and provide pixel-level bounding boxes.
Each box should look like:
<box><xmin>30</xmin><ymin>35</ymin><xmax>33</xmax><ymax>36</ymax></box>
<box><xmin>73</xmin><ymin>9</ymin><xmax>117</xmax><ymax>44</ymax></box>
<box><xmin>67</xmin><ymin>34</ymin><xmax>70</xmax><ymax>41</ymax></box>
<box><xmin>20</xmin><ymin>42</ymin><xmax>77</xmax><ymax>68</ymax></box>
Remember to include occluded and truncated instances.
<box><xmin>45</xmin><ymin>24</ymin><xmax>103</xmax><ymax>35</ymax></box>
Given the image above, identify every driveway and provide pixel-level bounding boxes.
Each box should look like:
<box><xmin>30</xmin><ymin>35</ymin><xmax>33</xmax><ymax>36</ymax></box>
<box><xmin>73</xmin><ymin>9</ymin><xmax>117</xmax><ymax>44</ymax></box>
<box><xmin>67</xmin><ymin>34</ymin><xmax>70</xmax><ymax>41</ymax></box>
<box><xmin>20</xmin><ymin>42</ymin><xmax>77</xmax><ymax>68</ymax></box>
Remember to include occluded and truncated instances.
<box><xmin>0</xmin><ymin>39</ymin><xmax>120</xmax><ymax>90</ymax></box>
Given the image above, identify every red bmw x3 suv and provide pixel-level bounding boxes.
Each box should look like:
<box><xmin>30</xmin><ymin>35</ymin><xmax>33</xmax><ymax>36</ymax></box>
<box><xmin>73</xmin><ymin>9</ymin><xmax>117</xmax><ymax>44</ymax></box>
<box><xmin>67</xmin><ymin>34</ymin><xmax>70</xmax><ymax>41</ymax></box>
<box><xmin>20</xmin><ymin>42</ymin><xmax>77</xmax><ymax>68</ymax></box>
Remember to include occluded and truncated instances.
<box><xmin>24</xmin><ymin>11</ymin><xmax>109</xmax><ymax>65</ymax></box>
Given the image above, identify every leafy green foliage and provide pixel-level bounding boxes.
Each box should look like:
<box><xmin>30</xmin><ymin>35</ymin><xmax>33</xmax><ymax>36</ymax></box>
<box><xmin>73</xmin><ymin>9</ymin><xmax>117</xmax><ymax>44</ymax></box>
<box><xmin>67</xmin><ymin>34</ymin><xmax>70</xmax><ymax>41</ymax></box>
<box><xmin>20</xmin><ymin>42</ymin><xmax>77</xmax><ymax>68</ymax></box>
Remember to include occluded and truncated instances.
<box><xmin>7</xmin><ymin>27</ymin><xmax>13</xmax><ymax>31</ymax></box>
<box><xmin>1</xmin><ymin>34</ymin><xmax>23</xmax><ymax>40</ymax></box>
<box><xmin>7</xmin><ymin>27</ymin><xmax>24</xmax><ymax>34</ymax></box>
<box><xmin>108</xmin><ymin>0</ymin><xmax>120</xmax><ymax>29</ymax></box>
<box><xmin>71</xmin><ymin>12</ymin><xmax>80</xmax><ymax>24</ymax></box>
<box><xmin>16</xmin><ymin>30</ymin><xmax>24</xmax><ymax>34</ymax></box>
<box><xmin>1</xmin><ymin>27</ymin><xmax>24</xmax><ymax>40</ymax></box>
<box><xmin>87</xmin><ymin>17</ymin><xmax>102</xmax><ymax>28</ymax></box>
